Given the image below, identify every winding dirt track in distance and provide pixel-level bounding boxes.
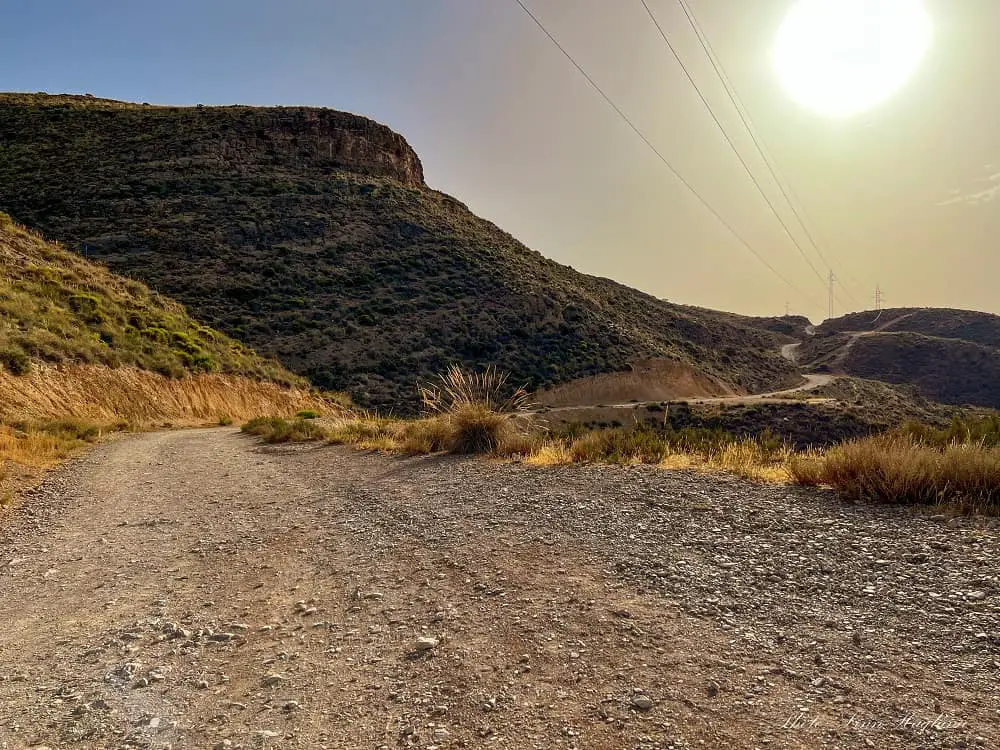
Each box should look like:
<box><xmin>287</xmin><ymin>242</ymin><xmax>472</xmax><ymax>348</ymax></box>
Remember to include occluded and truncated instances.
<box><xmin>1</xmin><ymin>429</ymin><xmax>998</xmax><ymax>749</ymax></box>
<box><xmin>542</xmin><ymin>336</ymin><xmax>835</xmax><ymax>415</ymax></box>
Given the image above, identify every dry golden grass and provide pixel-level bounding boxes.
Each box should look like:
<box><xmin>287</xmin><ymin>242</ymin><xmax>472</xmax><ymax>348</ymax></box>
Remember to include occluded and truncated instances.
<box><xmin>0</xmin><ymin>420</ymin><xmax>112</xmax><ymax>506</ymax></box>
<box><xmin>243</xmin><ymin>408</ymin><xmax>801</xmax><ymax>486</ymax></box>
<box><xmin>791</xmin><ymin>434</ymin><xmax>1000</xmax><ymax>511</ymax></box>
<box><xmin>0</xmin><ymin>363</ymin><xmax>334</xmax><ymax>426</ymax></box>
<box><xmin>399</xmin><ymin>418</ymin><xmax>452</xmax><ymax>454</ymax></box>
<box><xmin>524</xmin><ymin>443</ymin><xmax>574</xmax><ymax>467</ymax></box>
<box><xmin>0</xmin><ymin>425</ymin><xmax>90</xmax><ymax>468</ymax></box>
<box><xmin>447</xmin><ymin>405</ymin><xmax>514</xmax><ymax>454</ymax></box>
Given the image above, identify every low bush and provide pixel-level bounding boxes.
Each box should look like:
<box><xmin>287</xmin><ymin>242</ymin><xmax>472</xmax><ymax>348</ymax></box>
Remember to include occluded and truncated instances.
<box><xmin>241</xmin><ymin>416</ymin><xmax>326</xmax><ymax>444</ymax></box>
<box><xmin>399</xmin><ymin>417</ymin><xmax>452</xmax><ymax>454</ymax></box>
<box><xmin>296</xmin><ymin>409</ymin><xmax>320</xmax><ymax>420</ymax></box>
<box><xmin>447</xmin><ymin>405</ymin><xmax>513</xmax><ymax>454</ymax></box>
<box><xmin>0</xmin><ymin>347</ymin><xmax>31</xmax><ymax>375</ymax></box>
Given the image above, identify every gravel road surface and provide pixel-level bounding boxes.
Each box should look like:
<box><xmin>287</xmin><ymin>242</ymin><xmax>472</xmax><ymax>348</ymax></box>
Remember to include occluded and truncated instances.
<box><xmin>0</xmin><ymin>429</ymin><xmax>997</xmax><ymax>749</ymax></box>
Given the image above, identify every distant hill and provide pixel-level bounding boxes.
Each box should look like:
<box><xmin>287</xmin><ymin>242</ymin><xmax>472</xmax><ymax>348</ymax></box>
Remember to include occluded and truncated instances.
<box><xmin>0</xmin><ymin>93</ymin><xmax>800</xmax><ymax>412</ymax></box>
<box><xmin>800</xmin><ymin>308</ymin><xmax>1000</xmax><ymax>408</ymax></box>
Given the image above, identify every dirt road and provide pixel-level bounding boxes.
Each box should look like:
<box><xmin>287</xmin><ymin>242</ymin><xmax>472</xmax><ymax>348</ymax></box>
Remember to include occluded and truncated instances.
<box><xmin>1</xmin><ymin>429</ymin><xmax>998</xmax><ymax>749</ymax></box>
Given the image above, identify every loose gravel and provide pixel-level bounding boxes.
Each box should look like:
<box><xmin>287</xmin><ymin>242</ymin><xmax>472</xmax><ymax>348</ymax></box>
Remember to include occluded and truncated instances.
<box><xmin>0</xmin><ymin>429</ymin><xmax>996</xmax><ymax>749</ymax></box>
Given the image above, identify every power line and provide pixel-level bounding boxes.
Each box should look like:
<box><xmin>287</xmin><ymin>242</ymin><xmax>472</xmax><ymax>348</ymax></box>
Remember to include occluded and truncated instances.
<box><xmin>673</xmin><ymin>0</ymin><xmax>862</xmax><ymax>307</ymax></box>
<box><xmin>640</xmin><ymin>0</ymin><xmax>830</xmax><ymax>294</ymax></box>
<box><xmin>511</xmin><ymin>0</ymin><xmax>823</xmax><ymax>311</ymax></box>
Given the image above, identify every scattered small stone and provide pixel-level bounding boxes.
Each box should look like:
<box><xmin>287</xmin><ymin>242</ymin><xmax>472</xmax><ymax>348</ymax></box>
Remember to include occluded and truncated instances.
<box><xmin>283</xmin><ymin>700</ymin><xmax>300</xmax><ymax>712</ymax></box>
<box><xmin>630</xmin><ymin>694</ymin><xmax>653</xmax><ymax>711</ymax></box>
<box><xmin>413</xmin><ymin>636</ymin><xmax>439</xmax><ymax>652</ymax></box>
<box><xmin>262</xmin><ymin>674</ymin><xmax>284</xmax><ymax>687</ymax></box>
<box><xmin>706</xmin><ymin>680</ymin><xmax>719</xmax><ymax>697</ymax></box>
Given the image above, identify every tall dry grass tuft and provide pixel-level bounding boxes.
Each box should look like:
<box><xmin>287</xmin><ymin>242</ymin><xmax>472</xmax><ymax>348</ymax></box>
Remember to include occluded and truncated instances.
<box><xmin>416</xmin><ymin>365</ymin><xmax>533</xmax><ymax>455</ymax></box>
<box><xmin>419</xmin><ymin>364</ymin><xmax>531</xmax><ymax>415</ymax></box>
<box><xmin>791</xmin><ymin>434</ymin><xmax>1000</xmax><ymax>512</ymax></box>
<box><xmin>446</xmin><ymin>405</ymin><xmax>514</xmax><ymax>454</ymax></box>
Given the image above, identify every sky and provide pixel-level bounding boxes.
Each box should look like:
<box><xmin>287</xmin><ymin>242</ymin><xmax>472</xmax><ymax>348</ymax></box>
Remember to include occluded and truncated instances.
<box><xmin>1</xmin><ymin>0</ymin><xmax>998</xmax><ymax>320</ymax></box>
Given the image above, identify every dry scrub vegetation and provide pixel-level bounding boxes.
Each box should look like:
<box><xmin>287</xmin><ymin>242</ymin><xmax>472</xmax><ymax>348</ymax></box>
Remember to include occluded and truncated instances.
<box><xmin>0</xmin><ymin>418</ymin><xmax>113</xmax><ymax>504</ymax></box>
<box><xmin>243</xmin><ymin>367</ymin><xmax>801</xmax><ymax>483</ymax></box>
<box><xmin>243</xmin><ymin>368</ymin><xmax>1000</xmax><ymax>515</ymax></box>
<box><xmin>792</xmin><ymin>416</ymin><xmax>1000</xmax><ymax>513</ymax></box>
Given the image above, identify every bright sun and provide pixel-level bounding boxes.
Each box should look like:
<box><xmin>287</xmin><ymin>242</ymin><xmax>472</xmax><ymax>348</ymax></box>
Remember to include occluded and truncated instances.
<box><xmin>773</xmin><ymin>0</ymin><xmax>932</xmax><ymax>118</ymax></box>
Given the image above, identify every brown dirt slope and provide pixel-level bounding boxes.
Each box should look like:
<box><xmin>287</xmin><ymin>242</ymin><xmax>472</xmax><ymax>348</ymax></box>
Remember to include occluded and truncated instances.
<box><xmin>0</xmin><ymin>429</ymin><xmax>996</xmax><ymax>748</ymax></box>
<box><xmin>535</xmin><ymin>358</ymin><xmax>738</xmax><ymax>407</ymax></box>
<box><xmin>0</xmin><ymin>93</ymin><xmax>799</xmax><ymax>413</ymax></box>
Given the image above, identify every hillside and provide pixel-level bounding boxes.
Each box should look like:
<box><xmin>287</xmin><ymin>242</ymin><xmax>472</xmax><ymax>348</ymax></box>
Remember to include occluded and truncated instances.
<box><xmin>0</xmin><ymin>93</ymin><xmax>800</xmax><ymax>412</ymax></box>
<box><xmin>799</xmin><ymin>307</ymin><xmax>1000</xmax><ymax>408</ymax></box>
<box><xmin>0</xmin><ymin>214</ymin><xmax>297</xmax><ymax>385</ymax></box>
<box><xmin>817</xmin><ymin>307</ymin><xmax>1000</xmax><ymax>346</ymax></box>
<box><xmin>0</xmin><ymin>217</ymin><xmax>338</xmax><ymax>428</ymax></box>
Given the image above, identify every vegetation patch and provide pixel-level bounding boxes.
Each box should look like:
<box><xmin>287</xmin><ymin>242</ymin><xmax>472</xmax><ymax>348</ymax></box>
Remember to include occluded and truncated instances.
<box><xmin>0</xmin><ymin>418</ymin><xmax>122</xmax><ymax>505</ymax></box>
<box><xmin>0</xmin><ymin>219</ymin><xmax>300</xmax><ymax>384</ymax></box>
<box><xmin>241</xmin><ymin>416</ymin><xmax>328</xmax><ymax>444</ymax></box>
<box><xmin>792</xmin><ymin>414</ymin><xmax>1000</xmax><ymax>513</ymax></box>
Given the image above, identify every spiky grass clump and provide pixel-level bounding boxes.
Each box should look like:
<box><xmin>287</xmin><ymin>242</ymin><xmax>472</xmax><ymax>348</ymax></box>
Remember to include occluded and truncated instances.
<box><xmin>419</xmin><ymin>364</ymin><xmax>531</xmax><ymax>415</ymax></box>
<box><xmin>446</xmin><ymin>405</ymin><xmax>514</xmax><ymax>455</ymax></box>
<box><xmin>415</xmin><ymin>366</ymin><xmax>534</xmax><ymax>455</ymax></box>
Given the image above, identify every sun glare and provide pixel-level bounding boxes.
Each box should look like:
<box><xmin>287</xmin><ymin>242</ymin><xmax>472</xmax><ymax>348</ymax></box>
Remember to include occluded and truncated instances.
<box><xmin>773</xmin><ymin>0</ymin><xmax>932</xmax><ymax>118</ymax></box>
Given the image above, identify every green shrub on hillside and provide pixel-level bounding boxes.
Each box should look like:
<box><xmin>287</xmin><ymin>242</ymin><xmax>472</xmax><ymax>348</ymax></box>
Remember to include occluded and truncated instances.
<box><xmin>0</xmin><ymin>220</ymin><xmax>304</xmax><ymax>384</ymax></box>
<box><xmin>0</xmin><ymin>347</ymin><xmax>31</xmax><ymax>375</ymax></box>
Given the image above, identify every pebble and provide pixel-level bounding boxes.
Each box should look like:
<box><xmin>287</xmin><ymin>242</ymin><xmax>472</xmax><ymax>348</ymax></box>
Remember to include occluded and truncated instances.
<box><xmin>413</xmin><ymin>636</ymin><xmax>439</xmax><ymax>652</ymax></box>
<box><xmin>630</xmin><ymin>694</ymin><xmax>653</xmax><ymax>711</ymax></box>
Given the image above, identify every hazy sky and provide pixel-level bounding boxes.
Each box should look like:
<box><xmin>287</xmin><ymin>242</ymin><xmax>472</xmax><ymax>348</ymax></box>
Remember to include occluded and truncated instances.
<box><xmin>2</xmin><ymin>0</ymin><xmax>998</xmax><ymax>320</ymax></box>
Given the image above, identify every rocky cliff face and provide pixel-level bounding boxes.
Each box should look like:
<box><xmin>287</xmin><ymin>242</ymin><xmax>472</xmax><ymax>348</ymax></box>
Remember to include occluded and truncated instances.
<box><xmin>0</xmin><ymin>93</ymin><xmax>424</xmax><ymax>187</ymax></box>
